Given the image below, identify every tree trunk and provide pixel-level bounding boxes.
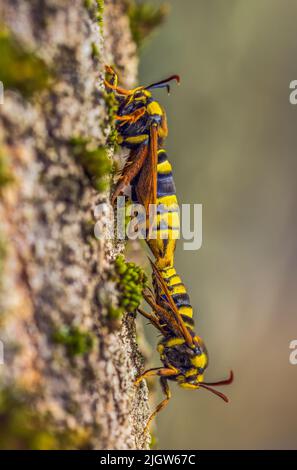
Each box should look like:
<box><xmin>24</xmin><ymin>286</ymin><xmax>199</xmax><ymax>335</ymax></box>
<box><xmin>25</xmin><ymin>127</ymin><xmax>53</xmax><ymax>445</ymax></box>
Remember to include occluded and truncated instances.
<box><xmin>0</xmin><ymin>0</ymin><xmax>150</xmax><ymax>450</ymax></box>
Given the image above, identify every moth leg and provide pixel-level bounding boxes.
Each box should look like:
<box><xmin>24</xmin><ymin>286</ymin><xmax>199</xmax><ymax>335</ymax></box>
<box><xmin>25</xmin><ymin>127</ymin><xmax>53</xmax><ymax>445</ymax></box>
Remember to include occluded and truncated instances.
<box><xmin>104</xmin><ymin>65</ymin><xmax>131</xmax><ymax>95</ymax></box>
<box><xmin>111</xmin><ymin>144</ymin><xmax>148</xmax><ymax>206</ymax></box>
<box><xmin>134</xmin><ymin>367</ymin><xmax>176</xmax><ymax>385</ymax></box>
<box><xmin>144</xmin><ymin>377</ymin><xmax>171</xmax><ymax>434</ymax></box>
<box><xmin>142</xmin><ymin>288</ymin><xmax>181</xmax><ymax>336</ymax></box>
<box><xmin>116</xmin><ymin>107</ymin><xmax>146</xmax><ymax>126</ymax></box>
<box><xmin>137</xmin><ymin>308</ymin><xmax>165</xmax><ymax>333</ymax></box>
<box><xmin>104</xmin><ymin>65</ymin><xmax>118</xmax><ymax>87</ymax></box>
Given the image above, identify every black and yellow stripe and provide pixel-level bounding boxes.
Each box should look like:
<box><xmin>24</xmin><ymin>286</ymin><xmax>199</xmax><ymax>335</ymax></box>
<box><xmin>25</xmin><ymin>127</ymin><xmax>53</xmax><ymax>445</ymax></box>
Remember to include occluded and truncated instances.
<box><xmin>131</xmin><ymin>148</ymin><xmax>194</xmax><ymax>327</ymax></box>
<box><xmin>146</xmin><ymin>149</ymin><xmax>180</xmax><ymax>270</ymax></box>
<box><xmin>156</xmin><ymin>265</ymin><xmax>194</xmax><ymax>330</ymax></box>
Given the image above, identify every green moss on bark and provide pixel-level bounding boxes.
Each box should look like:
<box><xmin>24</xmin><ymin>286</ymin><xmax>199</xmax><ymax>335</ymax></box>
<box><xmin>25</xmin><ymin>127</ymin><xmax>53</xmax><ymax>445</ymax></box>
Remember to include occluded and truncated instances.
<box><xmin>0</xmin><ymin>148</ymin><xmax>14</xmax><ymax>190</ymax></box>
<box><xmin>70</xmin><ymin>137</ymin><xmax>112</xmax><ymax>192</ymax></box>
<box><xmin>0</xmin><ymin>388</ymin><xmax>91</xmax><ymax>450</ymax></box>
<box><xmin>0</xmin><ymin>28</ymin><xmax>51</xmax><ymax>98</ymax></box>
<box><xmin>96</xmin><ymin>0</ymin><xmax>105</xmax><ymax>29</ymax></box>
<box><xmin>127</xmin><ymin>1</ymin><xmax>169</xmax><ymax>49</ymax></box>
<box><xmin>53</xmin><ymin>326</ymin><xmax>94</xmax><ymax>357</ymax></box>
<box><xmin>108</xmin><ymin>255</ymin><xmax>147</xmax><ymax>320</ymax></box>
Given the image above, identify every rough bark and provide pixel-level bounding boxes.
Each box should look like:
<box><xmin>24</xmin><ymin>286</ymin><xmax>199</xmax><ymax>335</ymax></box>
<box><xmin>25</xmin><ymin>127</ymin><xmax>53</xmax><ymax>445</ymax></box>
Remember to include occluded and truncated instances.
<box><xmin>0</xmin><ymin>0</ymin><xmax>150</xmax><ymax>450</ymax></box>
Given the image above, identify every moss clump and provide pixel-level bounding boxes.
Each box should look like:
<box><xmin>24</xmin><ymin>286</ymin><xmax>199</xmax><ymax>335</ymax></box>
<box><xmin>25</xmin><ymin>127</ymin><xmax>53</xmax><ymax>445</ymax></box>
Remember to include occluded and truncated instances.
<box><xmin>91</xmin><ymin>41</ymin><xmax>100</xmax><ymax>60</ymax></box>
<box><xmin>53</xmin><ymin>326</ymin><xmax>94</xmax><ymax>357</ymax></box>
<box><xmin>96</xmin><ymin>0</ymin><xmax>105</xmax><ymax>29</ymax></box>
<box><xmin>0</xmin><ymin>388</ymin><xmax>91</xmax><ymax>450</ymax></box>
<box><xmin>0</xmin><ymin>148</ymin><xmax>14</xmax><ymax>190</ymax></box>
<box><xmin>103</xmin><ymin>89</ymin><xmax>119</xmax><ymax>149</ymax></box>
<box><xmin>0</xmin><ymin>28</ymin><xmax>51</xmax><ymax>98</ymax></box>
<box><xmin>84</xmin><ymin>0</ymin><xmax>94</xmax><ymax>10</ymax></box>
<box><xmin>109</xmin><ymin>255</ymin><xmax>147</xmax><ymax>320</ymax></box>
<box><xmin>103</xmin><ymin>63</ymin><xmax>121</xmax><ymax>149</ymax></box>
<box><xmin>127</xmin><ymin>1</ymin><xmax>169</xmax><ymax>49</ymax></box>
<box><xmin>70</xmin><ymin>137</ymin><xmax>112</xmax><ymax>192</ymax></box>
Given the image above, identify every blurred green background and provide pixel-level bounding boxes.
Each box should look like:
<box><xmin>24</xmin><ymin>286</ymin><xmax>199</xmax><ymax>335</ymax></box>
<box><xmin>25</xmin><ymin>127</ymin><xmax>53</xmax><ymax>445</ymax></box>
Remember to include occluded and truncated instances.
<box><xmin>137</xmin><ymin>0</ymin><xmax>297</xmax><ymax>449</ymax></box>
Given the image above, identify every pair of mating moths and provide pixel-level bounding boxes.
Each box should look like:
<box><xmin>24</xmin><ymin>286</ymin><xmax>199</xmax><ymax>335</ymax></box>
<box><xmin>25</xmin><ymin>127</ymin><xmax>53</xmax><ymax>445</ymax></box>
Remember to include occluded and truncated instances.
<box><xmin>104</xmin><ymin>66</ymin><xmax>233</xmax><ymax>433</ymax></box>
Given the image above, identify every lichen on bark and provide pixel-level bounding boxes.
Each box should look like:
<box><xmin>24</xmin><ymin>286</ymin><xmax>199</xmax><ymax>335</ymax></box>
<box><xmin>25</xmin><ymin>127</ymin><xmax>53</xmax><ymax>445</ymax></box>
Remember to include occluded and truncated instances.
<box><xmin>0</xmin><ymin>0</ymin><xmax>150</xmax><ymax>450</ymax></box>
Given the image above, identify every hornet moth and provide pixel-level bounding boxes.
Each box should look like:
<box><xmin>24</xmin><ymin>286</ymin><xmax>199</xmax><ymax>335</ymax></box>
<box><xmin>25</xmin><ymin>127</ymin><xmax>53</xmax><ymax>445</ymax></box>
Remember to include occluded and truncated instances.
<box><xmin>136</xmin><ymin>260</ymin><xmax>233</xmax><ymax>433</ymax></box>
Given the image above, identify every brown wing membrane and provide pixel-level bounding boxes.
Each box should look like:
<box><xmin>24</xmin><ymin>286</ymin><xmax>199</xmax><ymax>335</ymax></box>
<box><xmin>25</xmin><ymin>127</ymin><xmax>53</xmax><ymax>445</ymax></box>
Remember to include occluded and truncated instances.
<box><xmin>135</xmin><ymin>124</ymin><xmax>158</xmax><ymax>214</ymax></box>
<box><xmin>142</xmin><ymin>288</ymin><xmax>182</xmax><ymax>338</ymax></box>
<box><xmin>149</xmin><ymin>259</ymin><xmax>194</xmax><ymax>347</ymax></box>
<box><xmin>111</xmin><ymin>145</ymin><xmax>148</xmax><ymax>206</ymax></box>
<box><xmin>137</xmin><ymin>307</ymin><xmax>166</xmax><ymax>335</ymax></box>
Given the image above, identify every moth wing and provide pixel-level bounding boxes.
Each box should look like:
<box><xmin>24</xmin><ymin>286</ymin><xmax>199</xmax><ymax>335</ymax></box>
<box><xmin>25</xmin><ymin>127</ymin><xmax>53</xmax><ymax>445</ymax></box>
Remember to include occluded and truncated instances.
<box><xmin>111</xmin><ymin>145</ymin><xmax>148</xmax><ymax>205</ymax></box>
<box><xmin>150</xmin><ymin>260</ymin><xmax>194</xmax><ymax>347</ymax></box>
<box><xmin>135</xmin><ymin>124</ymin><xmax>158</xmax><ymax>214</ymax></box>
<box><xmin>142</xmin><ymin>287</ymin><xmax>182</xmax><ymax>339</ymax></box>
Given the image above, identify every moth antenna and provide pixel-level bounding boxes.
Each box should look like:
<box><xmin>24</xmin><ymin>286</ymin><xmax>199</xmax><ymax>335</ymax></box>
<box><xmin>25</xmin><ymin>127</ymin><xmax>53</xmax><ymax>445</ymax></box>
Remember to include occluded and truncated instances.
<box><xmin>202</xmin><ymin>370</ymin><xmax>234</xmax><ymax>387</ymax></box>
<box><xmin>146</xmin><ymin>75</ymin><xmax>180</xmax><ymax>93</ymax></box>
<box><xmin>199</xmin><ymin>383</ymin><xmax>229</xmax><ymax>403</ymax></box>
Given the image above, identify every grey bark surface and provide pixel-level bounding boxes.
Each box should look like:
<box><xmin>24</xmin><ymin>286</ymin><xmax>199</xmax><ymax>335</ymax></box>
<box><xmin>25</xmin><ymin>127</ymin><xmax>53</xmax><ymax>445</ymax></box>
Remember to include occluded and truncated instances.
<box><xmin>0</xmin><ymin>0</ymin><xmax>150</xmax><ymax>450</ymax></box>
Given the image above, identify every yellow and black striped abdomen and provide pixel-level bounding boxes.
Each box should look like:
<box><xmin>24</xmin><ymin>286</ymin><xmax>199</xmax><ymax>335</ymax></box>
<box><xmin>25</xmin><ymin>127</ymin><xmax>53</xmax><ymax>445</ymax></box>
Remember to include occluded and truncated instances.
<box><xmin>147</xmin><ymin>149</ymin><xmax>180</xmax><ymax>270</ymax></box>
<box><xmin>156</xmin><ymin>266</ymin><xmax>195</xmax><ymax>331</ymax></box>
